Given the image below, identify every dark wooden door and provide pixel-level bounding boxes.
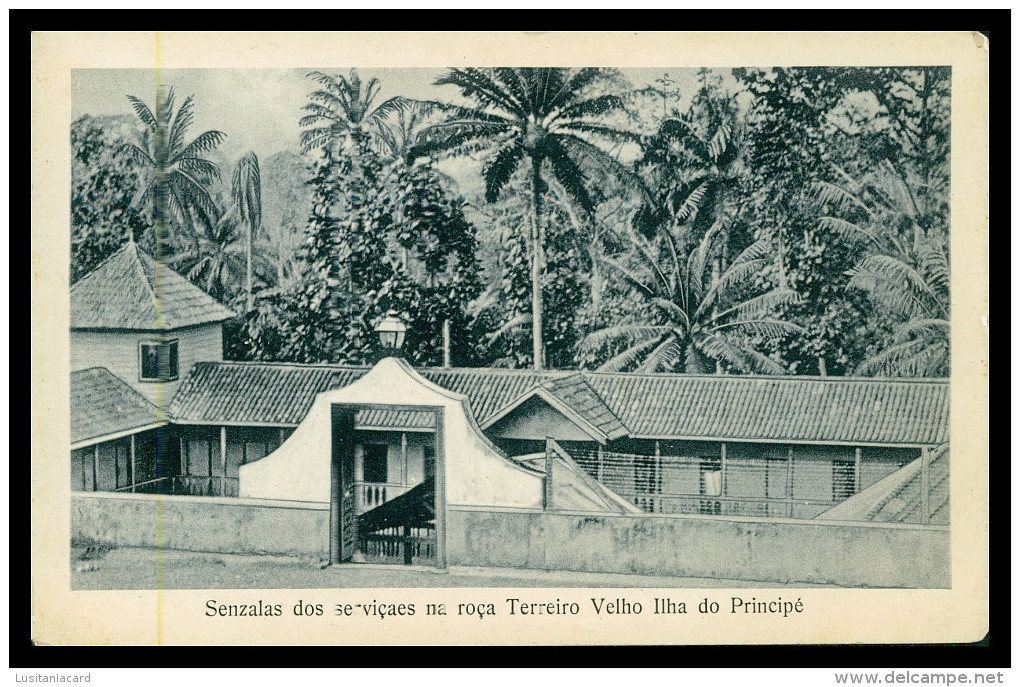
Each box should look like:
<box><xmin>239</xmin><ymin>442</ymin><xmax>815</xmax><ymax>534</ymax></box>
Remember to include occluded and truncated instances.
<box><xmin>330</xmin><ymin>406</ymin><xmax>357</xmax><ymax>563</ymax></box>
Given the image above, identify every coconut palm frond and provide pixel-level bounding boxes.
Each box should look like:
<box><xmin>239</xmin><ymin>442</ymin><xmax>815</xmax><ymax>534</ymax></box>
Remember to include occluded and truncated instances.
<box><xmin>176</xmin><ymin>130</ymin><xmax>228</xmax><ymax>160</ymax></box>
<box><xmin>673</xmin><ymin>180</ymin><xmax>710</xmax><ymax>225</ymax></box>
<box><xmin>697</xmin><ymin>257</ymin><xmax>767</xmax><ymax>316</ymax></box>
<box><xmin>168</xmin><ymin>94</ymin><xmax>197</xmax><ymax>154</ymax></box>
<box><xmin>919</xmin><ymin>240</ymin><xmax>950</xmax><ymax>293</ymax></box>
<box><xmin>435</xmin><ymin>68</ymin><xmax>521</xmax><ymax>114</ymax></box>
<box><xmin>487</xmin><ymin>68</ymin><xmax>529</xmax><ymax>111</ymax></box>
<box><xmin>542</xmin><ymin>137</ymin><xmax>594</xmax><ymax>214</ymax></box>
<box><xmin>711</xmin><ymin>317</ymin><xmax>805</xmax><ymax>340</ymax></box>
<box><xmin>729</xmin><ymin>237</ymin><xmax>774</xmax><ymax>267</ymax></box>
<box><xmin>686</xmin><ymin>222</ymin><xmax>722</xmax><ymax>305</ymax></box>
<box><xmin>553</xmin><ymin>94</ymin><xmax>625</xmax><ymax>122</ymax></box>
<box><xmin>300</xmin><ymin>103</ymin><xmax>342</xmax><ymax>124</ymax></box>
<box><xmin>365</xmin><ymin>96</ymin><xmax>410</xmax><ymax>126</ymax></box>
<box><xmin>416</xmin><ymin>118</ymin><xmax>510</xmax><ymax>150</ymax></box>
<box><xmin>892</xmin><ymin>317</ymin><xmax>950</xmax><ymax>342</ymax></box>
<box><xmin>558</xmin><ymin>120</ymin><xmax>643</xmax><ymax>145</ymax></box>
<box><xmin>551</xmin><ymin>67</ymin><xmax>610</xmax><ymax>109</ymax></box>
<box><xmin>486</xmin><ymin>312</ymin><xmax>532</xmax><ymax>344</ymax></box>
<box><xmin>596</xmin><ymin>334</ymin><xmax>667</xmax><ymax>372</ymax></box>
<box><xmin>306</xmin><ymin>70</ymin><xmax>348</xmax><ymax>96</ymax></box>
<box><xmin>849</xmin><ymin>254</ymin><xmax>945</xmax><ymax>319</ymax></box>
<box><xmin>579</xmin><ymin>324</ymin><xmax>669</xmax><ymax>352</ymax></box>
<box><xmin>299</xmin><ymin>128</ymin><xmax>336</xmax><ymax>153</ymax></box>
<box><xmin>817</xmin><ymin>216</ymin><xmax>881</xmax><ymax>247</ymax></box>
<box><xmin>127</xmin><ymin>143</ymin><xmax>155</xmax><ymax>167</ymax></box>
<box><xmin>125</xmin><ymin>95</ymin><xmax>156</xmax><ymax>129</ymax></box>
<box><xmin>558</xmin><ymin>135</ymin><xmax>652</xmax><ymax>204</ymax></box>
<box><xmin>483</xmin><ymin>138</ymin><xmax>526</xmax><ymax>202</ymax></box>
<box><xmin>649</xmin><ymin>297</ymin><xmax>688</xmax><ymax>326</ymax></box>
<box><xmin>232</xmin><ymin>151</ymin><xmax>262</xmax><ymax>236</ymax></box>
<box><xmin>176</xmin><ymin>157</ymin><xmax>220</xmax><ymax>181</ymax></box>
<box><xmin>707</xmin><ymin>123</ymin><xmax>730</xmax><ymax>162</ymax></box>
<box><xmin>855</xmin><ymin>338</ymin><xmax>930</xmax><ymax>377</ymax></box>
<box><xmin>696</xmin><ymin>331</ymin><xmax>786</xmax><ymax>375</ymax></box>
<box><xmin>658</xmin><ymin>118</ymin><xmax>706</xmax><ymax>147</ymax></box>
<box><xmin>712</xmin><ymin>288</ymin><xmax>802</xmax><ymax>323</ymax></box>
<box><xmin>812</xmin><ymin>180</ymin><xmax>874</xmax><ymax>217</ymax></box>
<box><xmin>638</xmin><ymin>336</ymin><xmax>683</xmax><ymax>373</ymax></box>
<box><xmin>597</xmin><ymin>255</ymin><xmax>658</xmax><ymax>299</ymax></box>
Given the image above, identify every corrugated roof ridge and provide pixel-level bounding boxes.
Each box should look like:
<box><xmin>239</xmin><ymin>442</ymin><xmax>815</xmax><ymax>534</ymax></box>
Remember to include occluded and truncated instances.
<box><xmin>429</xmin><ymin>366</ymin><xmax>573</xmax><ymax>376</ymax></box>
<box><xmin>196</xmin><ymin>360</ymin><xmax>367</xmax><ymax>371</ymax></box>
<box><xmin>582</xmin><ymin>370</ymin><xmax>949</xmax><ymax>385</ymax></box>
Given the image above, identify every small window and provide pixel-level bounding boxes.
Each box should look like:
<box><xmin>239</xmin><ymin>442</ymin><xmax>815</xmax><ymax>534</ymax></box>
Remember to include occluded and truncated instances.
<box><xmin>139</xmin><ymin>339</ymin><xmax>179</xmax><ymax>382</ymax></box>
<box><xmin>832</xmin><ymin>460</ymin><xmax>856</xmax><ymax>501</ymax></box>
<box><xmin>700</xmin><ymin>456</ymin><xmax>723</xmax><ymax>515</ymax></box>
<box><xmin>700</xmin><ymin>456</ymin><xmax>722</xmax><ymax>497</ymax></box>
<box><xmin>362</xmin><ymin>444</ymin><xmax>388</xmax><ymax>484</ymax></box>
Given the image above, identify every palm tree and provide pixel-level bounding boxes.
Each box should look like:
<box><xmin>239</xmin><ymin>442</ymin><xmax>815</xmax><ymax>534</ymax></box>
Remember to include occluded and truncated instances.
<box><xmin>375</xmin><ymin>100</ymin><xmax>440</xmax><ymax>163</ymax></box>
<box><xmin>813</xmin><ymin>162</ymin><xmax>950</xmax><ymax>377</ymax></box>
<box><xmin>413</xmin><ymin>67</ymin><xmax>638</xmax><ymax>369</ymax></box>
<box><xmin>231</xmin><ymin>152</ymin><xmax>262</xmax><ymax>311</ymax></box>
<box><xmin>169</xmin><ymin>210</ymin><xmax>247</xmax><ymax>303</ymax></box>
<box><xmin>634</xmin><ymin>84</ymin><xmax>744</xmax><ymax>267</ymax></box>
<box><xmin>126</xmin><ymin>85</ymin><xmax>226</xmax><ymax>254</ymax></box>
<box><xmin>581</xmin><ymin>218</ymin><xmax>802</xmax><ymax>374</ymax></box>
<box><xmin>299</xmin><ymin>69</ymin><xmax>408</xmax><ymax>159</ymax></box>
<box><xmin>848</xmin><ymin>239</ymin><xmax>949</xmax><ymax>377</ymax></box>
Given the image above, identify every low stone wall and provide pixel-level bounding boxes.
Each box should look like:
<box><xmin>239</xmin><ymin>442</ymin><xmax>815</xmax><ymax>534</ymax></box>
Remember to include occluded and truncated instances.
<box><xmin>446</xmin><ymin>506</ymin><xmax>950</xmax><ymax>588</ymax></box>
<box><xmin>72</xmin><ymin>493</ymin><xmax>950</xmax><ymax>587</ymax></box>
<box><xmin>72</xmin><ymin>491</ymin><xmax>329</xmax><ymax>558</ymax></box>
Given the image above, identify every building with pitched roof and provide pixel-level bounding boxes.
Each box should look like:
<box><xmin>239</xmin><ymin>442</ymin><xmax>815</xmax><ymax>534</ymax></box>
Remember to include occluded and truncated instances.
<box><xmin>70</xmin><ymin>241</ymin><xmax>236</xmax><ymax>406</ymax></box>
<box><xmin>164</xmin><ymin>360</ymin><xmax>948</xmax><ymax>523</ymax></box>
<box><xmin>69</xmin><ymin>244</ymin><xmax>949</xmax><ymax>576</ymax></box>
<box><xmin>70</xmin><ymin>242</ymin><xmax>235</xmax><ymax>493</ymax></box>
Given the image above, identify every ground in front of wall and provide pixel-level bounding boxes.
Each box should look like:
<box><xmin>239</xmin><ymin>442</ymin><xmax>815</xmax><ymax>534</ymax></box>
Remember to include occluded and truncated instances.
<box><xmin>71</xmin><ymin>546</ymin><xmax>837</xmax><ymax>589</ymax></box>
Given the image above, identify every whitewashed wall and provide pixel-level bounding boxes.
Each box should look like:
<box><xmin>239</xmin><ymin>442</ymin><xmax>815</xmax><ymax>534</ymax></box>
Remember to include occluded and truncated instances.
<box><xmin>239</xmin><ymin>358</ymin><xmax>544</xmax><ymax>508</ymax></box>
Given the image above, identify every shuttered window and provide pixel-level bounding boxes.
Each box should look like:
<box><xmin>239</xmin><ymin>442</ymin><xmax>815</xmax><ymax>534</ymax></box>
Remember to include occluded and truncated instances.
<box><xmin>139</xmin><ymin>339</ymin><xmax>179</xmax><ymax>382</ymax></box>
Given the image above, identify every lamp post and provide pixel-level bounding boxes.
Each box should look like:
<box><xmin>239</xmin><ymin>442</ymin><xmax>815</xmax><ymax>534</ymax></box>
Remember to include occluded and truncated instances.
<box><xmin>374</xmin><ymin>310</ymin><xmax>408</xmax><ymax>360</ymax></box>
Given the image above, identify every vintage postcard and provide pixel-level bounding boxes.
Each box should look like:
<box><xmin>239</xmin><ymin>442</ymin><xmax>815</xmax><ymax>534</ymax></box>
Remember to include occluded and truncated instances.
<box><xmin>31</xmin><ymin>31</ymin><xmax>989</xmax><ymax>646</ymax></box>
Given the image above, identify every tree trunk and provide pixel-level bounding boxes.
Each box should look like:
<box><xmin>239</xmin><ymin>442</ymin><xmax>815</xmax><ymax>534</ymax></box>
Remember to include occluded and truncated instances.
<box><xmin>246</xmin><ymin>222</ymin><xmax>254</xmax><ymax>311</ymax></box>
<box><xmin>530</xmin><ymin>156</ymin><xmax>546</xmax><ymax>370</ymax></box>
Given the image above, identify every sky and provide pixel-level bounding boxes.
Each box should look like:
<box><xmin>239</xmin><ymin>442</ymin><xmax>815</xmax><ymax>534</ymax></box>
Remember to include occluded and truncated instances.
<box><xmin>71</xmin><ymin>67</ymin><xmax>714</xmax><ymax>163</ymax></box>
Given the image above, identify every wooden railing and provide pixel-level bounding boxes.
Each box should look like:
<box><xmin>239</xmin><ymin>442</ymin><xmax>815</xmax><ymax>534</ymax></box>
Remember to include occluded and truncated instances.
<box><xmin>172</xmin><ymin>475</ymin><xmax>239</xmax><ymax>497</ymax></box>
<box><xmin>631</xmin><ymin>493</ymin><xmax>840</xmax><ymax>519</ymax></box>
<box><xmin>113</xmin><ymin>477</ymin><xmax>170</xmax><ymax>494</ymax></box>
<box><xmin>360</xmin><ymin>524</ymin><xmax>435</xmax><ymax>565</ymax></box>
<box><xmin>355</xmin><ymin>481</ymin><xmax>411</xmax><ymax>514</ymax></box>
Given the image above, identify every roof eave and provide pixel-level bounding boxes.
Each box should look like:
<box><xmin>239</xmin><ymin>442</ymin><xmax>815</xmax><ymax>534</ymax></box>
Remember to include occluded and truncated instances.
<box><xmin>482</xmin><ymin>387</ymin><xmax>611</xmax><ymax>445</ymax></box>
<box><xmin>71</xmin><ymin>420</ymin><xmax>169</xmax><ymax>450</ymax></box>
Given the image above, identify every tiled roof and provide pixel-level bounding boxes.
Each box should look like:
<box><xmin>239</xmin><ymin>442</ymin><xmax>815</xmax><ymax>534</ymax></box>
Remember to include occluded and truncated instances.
<box><xmin>169</xmin><ymin>362</ymin><xmax>354</xmax><ymax>426</ymax></box>
<box><xmin>169</xmin><ymin>362</ymin><xmax>949</xmax><ymax>447</ymax></box>
<box><xmin>71</xmin><ymin>367</ymin><xmax>166</xmax><ymax>446</ymax></box>
<box><xmin>585</xmin><ymin>373</ymin><xmax>949</xmax><ymax>445</ymax></box>
<box><xmin>539</xmin><ymin>374</ymin><xmax>629</xmax><ymax>440</ymax></box>
<box><xmin>70</xmin><ymin>242</ymin><xmax>236</xmax><ymax>330</ymax></box>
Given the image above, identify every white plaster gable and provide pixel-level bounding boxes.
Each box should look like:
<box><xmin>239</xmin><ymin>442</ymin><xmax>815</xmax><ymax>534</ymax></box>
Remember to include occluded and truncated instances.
<box><xmin>240</xmin><ymin>357</ymin><xmax>544</xmax><ymax>508</ymax></box>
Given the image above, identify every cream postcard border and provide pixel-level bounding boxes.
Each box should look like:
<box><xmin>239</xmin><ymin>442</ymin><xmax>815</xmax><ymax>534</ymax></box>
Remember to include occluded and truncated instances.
<box><xmin>30</xmin><ymin>31</ymin><xmax>989</xmax><ymax>646</ymax></box>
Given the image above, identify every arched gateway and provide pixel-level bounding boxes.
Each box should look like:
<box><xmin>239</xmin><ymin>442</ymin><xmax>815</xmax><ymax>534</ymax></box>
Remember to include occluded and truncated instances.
<box><xmin>239</xmin><ymin>357</ymin><xmax>546</xmax><ymax>567</ymax></box>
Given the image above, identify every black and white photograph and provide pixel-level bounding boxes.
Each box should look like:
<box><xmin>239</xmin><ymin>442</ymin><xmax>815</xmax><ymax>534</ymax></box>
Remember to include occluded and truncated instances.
<box><xmin>31</xmin><ymin>30</ymin><xmax>988</xmax><ymax>647</ymax></box>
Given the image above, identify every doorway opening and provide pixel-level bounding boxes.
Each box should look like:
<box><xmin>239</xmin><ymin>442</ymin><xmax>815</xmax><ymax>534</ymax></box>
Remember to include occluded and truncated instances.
<box><xmin>330</xmin><ymin>404</ymin><xmax>445</xmax><ymax>568</ymax></box>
